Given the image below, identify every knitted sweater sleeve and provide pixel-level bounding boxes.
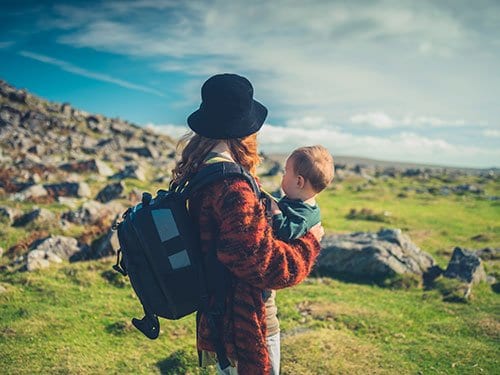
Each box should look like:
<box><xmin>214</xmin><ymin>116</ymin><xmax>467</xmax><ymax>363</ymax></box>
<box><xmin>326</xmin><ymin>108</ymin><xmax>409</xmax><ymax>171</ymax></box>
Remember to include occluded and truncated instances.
<box><xmin>212</xmin><ymin>177</ymin><xmax>321</xmax><ymax>290</ymax></box>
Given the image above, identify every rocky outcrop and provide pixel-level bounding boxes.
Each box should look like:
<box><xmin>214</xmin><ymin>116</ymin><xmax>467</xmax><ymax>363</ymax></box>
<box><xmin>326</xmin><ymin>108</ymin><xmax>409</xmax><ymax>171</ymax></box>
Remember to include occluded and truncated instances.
<box><xmin>60</xmin><ymin>159</ymin><xmax>114</xmax><ymax>177</ymax></box>
<box><xmin>12</xmin><ymin>184</ymin><xmax>48</xmax><ymax>200</ymax></box>
<box><xmin>111</xmin><ymin>163</ymin><xmax>147</xmax><ymax>181</ymax></box>
<box><xmin>0</xmin><ymin>206</ymin><xmax>22</xmax><ymax>224</ymax></box>
<box><xmin>90</xmin><ymin>226</ymin><xmax>120</xmax><ymax>259</ymax></box>
<box><xmin>443</xmin><ymin>247</ymin><xmax>487</xmax><ymax>284</ymax></box>
<box><xmin>96</xmin><ymin>182</ymin><xmax>125</xmax><ymax>203</ymax></box>
<box><xmin>13</xmin><ymin>208</ymin><xmax>56</xmax><ymax>228</ymax></box>
<box><xmin>44</xmin><ymin>182</ymin><xmax>91</xmax><ymax>198</ymax></box>
<box><xmin>125</xmin><ymin>146</ymin><xmax>159</xmax><ymax>159</ymax></box>
<box><xmin>476</xmin><ymin>247</ymin><xmax>499</xmax><ymax>261</ymax></box>
<box><xmin>316</xmin><ymin>229</ymin><xmax>435</xmax><ymax>282</ymax></box>
<box><xmin>62</xmin><ymin>200</ymin><xmax>109</xmax><ymax>225</ymax></box>
<box><xmin>26</xmin><ymin>235</ymin><xmax>83</xmax><ymax>271</ymax></box>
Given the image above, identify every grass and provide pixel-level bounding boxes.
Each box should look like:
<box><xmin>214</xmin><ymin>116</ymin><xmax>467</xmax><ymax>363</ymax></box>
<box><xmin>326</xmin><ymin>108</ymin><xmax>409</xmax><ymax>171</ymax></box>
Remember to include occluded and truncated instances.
<box><xmin>0</xmin><ymin>174</ymin><xmax>499</xmax><ymax>374</ymax></box>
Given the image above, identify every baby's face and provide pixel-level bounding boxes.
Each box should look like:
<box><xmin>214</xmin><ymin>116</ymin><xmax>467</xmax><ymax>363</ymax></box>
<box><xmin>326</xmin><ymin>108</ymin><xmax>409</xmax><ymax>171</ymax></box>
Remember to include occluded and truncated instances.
<box><xmin>281</xmin><ymin>157</ymin><xmax>301</xmax><ymax>199</ymax></box>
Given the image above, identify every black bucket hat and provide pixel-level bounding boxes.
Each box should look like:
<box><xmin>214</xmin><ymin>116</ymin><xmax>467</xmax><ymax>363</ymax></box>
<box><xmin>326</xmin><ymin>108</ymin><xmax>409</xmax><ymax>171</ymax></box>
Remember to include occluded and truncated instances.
<box><xmin>187</xmin><ymin>73</ymin><xmax>268</xmax><ymax>139</ymax></box>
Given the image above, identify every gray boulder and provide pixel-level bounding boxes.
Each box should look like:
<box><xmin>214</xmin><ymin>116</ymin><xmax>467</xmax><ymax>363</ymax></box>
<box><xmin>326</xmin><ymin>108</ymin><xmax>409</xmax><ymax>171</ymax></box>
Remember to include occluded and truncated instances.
<box><xmin>476</xmin><ymin>247</ymin><xmax>499</xmax><ymax>261</ymax></box>
<box><xmin>26</xmin><ymin>249</ymin><xmax>62</xmax><ymax>271</ymax></box>
<box><xmin>31</xmin><ymin>235</ymin><xmax>81</xmax><ymax>260</ymax></box>
<box><xmin>90</xmin><ymin>226</ymin><xmax>120</xmax><ymax>259</ymax></box>
<box><xmin>316</xmin><ymin>228</ymin><xmax>436</xmax><ymax>281</ymax></box>
<box><xmin>111</xmin><ymin>163</ymin><xmax>147</xmax><ymax>181</ymax></box>
<box><xmin>12</xmin><ymin>184</ymin><xmax>48</xmax><ymax>200</ymax></box>
<box><xmin>62</xmin><ymin>200</ymin><xmax>109</xmax><ymax>225</ymax></box>
<box><xmin>443</xmin><ymin>247</ymin><xmax>487</xmax><ymax>284</ymax></box>
<box><xmin>0</xmin><ymin>206</ymin><xmax>22</xmax><ymax>225</ymax></box>
<box><xmin>60</xmin><ymin>159</ymin><xmax>113</xmax><ymax>177</ymax></box>
<box><xmin>27</xmin><ymin>235</ymin><xmax>82</xmax><ymax>270</ymax></box>
<box><xmin>0</xmin><ymin>105</ymin><xmax>22</xmax><ymax>127</ymax></box>
<box><xmin>13</xmin><ymin>208</ymin><xmax>56</xmax><ymax>228</ymax></box>
<box><xmin>96</xmin><ymin>181</ymin><xmax>125</xmax><ymax>203</ymax></box>
<box><xmin>44</xmin><ymin>182</ymin><xmax>91</xmax><ymax>198</ymax></box>
<box><xmin>125</xmin><ymin>146</ymin><xmax>159</xmax><ymax>159</ymax></box>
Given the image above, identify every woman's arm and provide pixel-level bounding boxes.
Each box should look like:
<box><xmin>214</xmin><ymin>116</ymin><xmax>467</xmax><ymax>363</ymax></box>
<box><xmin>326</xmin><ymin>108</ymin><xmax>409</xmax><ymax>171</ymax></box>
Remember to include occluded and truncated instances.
<box><xmin>211</xmin><ymin>177</ymin><xmax>321</xmax><ymax>290</ymax></box>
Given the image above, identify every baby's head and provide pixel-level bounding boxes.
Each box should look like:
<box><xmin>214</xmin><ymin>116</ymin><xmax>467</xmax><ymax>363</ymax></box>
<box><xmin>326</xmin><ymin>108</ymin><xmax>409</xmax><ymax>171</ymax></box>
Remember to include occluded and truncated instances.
<box><xmin>281</xmin><ymin>145</ymin><xmax>334</xmax><ymax>201</ymax></box>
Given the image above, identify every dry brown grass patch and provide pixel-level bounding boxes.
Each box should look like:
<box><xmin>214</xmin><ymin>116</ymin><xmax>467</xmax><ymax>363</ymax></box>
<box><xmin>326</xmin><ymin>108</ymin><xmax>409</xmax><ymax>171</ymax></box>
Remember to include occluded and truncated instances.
<box><xmin>281</xmin><ymin>328</ymin><xmax>404</xmax><ymax>374</ymax></box>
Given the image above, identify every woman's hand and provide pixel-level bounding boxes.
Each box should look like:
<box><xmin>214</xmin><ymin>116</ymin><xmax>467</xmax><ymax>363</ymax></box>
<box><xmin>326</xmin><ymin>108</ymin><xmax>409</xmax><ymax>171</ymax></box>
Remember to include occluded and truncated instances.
<box><xmin>309</xmin><ymin>222</ymin><xmax>324</xmax><ymax>243</ymax></box>
<box><xmin>270</xmin><ymin>199</ymin><xmax>281</xmax><ymax>215</ymax></box>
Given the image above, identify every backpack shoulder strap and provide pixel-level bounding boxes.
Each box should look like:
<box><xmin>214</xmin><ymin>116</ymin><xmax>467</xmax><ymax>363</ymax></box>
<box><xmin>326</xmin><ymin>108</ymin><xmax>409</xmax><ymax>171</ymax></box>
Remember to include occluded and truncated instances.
<box><xmin>181</xmin><ymin>162</ymin><xmax>260</xmax><ymax>198</ymax></box>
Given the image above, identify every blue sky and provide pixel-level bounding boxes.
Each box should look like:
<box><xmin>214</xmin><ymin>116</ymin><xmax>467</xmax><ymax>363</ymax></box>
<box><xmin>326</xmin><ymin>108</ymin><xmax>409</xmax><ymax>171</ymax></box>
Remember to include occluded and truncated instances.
<box><xmin>1</xmin><ymin>0</ymin><xmax>499</xmax><ymax>168</ymax></box>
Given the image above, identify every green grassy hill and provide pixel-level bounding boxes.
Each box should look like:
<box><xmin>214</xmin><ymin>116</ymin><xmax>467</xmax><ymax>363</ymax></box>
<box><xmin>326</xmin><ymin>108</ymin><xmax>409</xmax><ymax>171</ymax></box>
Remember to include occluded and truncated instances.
<box><xmin>1</xmin><ymin>174</ymin><xmax>499</xmax><ymax>374</ymax></box>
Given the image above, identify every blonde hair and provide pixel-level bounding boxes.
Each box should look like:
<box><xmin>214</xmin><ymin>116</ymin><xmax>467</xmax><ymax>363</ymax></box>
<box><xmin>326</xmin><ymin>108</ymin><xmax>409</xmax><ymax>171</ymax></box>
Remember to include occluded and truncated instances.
<box><xmin>170</xmin><ymin>131</ymin><xmax>261</xmax><ymax>189</ymax></box>
<box><xmin>289</xmin><ymin>145</ymin><xmax>334</xmax><ymax>192</ymax></box>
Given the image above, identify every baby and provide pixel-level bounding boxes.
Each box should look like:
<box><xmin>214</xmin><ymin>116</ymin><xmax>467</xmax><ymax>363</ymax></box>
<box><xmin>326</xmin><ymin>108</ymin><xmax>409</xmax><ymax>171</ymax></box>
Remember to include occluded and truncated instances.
<box><xmin>270</xmin><ymin>145</ymin><xmax>334</xmax><ymax>240</ymax></box>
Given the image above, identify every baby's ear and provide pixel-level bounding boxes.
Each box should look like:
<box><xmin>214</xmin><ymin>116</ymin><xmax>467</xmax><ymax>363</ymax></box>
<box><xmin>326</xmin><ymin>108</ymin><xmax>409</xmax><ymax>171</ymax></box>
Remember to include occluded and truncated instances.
<box><xmin>297</xmin><ymin>175</ymin><xmax>305</xmax><ymax>189</ymax></box>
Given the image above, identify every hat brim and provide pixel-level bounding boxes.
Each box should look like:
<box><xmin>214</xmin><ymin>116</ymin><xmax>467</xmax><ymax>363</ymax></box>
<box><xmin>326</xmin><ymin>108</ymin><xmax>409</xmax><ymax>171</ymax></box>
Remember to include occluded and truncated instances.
<box><xmin>187</xmin><ymin>99</ymin><xmax>268</xmax><ymax>140</ymax></box>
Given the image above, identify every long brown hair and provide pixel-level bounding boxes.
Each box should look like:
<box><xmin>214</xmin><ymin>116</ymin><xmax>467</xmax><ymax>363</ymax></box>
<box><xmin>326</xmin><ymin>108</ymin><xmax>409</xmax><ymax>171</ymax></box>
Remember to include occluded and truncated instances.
<box><xmin>170</xmin><ymin>131</ymin><xmax>261</xmax><ymax>189</ymax></box>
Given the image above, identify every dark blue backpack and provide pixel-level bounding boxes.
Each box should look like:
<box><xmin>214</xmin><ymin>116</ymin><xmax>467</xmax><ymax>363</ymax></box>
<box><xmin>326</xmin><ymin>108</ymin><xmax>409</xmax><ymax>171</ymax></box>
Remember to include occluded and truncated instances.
<box><xmin>112</xmin><ymin>161</ymin><xmax>260</xmax><ymax>369</ymax></box>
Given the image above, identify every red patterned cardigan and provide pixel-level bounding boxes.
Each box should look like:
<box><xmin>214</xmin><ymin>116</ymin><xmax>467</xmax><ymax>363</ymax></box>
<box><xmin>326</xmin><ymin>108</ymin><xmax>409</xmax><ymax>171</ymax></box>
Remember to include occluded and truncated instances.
<box><xmin>189</xmin><ymin>176</ymin><xmax>321</xmax><ymax>374</ymax></box>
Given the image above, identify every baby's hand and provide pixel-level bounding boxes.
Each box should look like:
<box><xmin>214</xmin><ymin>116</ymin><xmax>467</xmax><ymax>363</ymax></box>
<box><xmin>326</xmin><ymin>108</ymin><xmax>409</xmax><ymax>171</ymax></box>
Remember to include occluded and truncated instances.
<box><xmin>309</xmin><ymin>222</ymin><xmax>325</xmax><ymax>243</ymax></box>
<box><xmin>270</xmin><ymin>199</ymin><xmax>281</xmax><ymax>215</ymax></box>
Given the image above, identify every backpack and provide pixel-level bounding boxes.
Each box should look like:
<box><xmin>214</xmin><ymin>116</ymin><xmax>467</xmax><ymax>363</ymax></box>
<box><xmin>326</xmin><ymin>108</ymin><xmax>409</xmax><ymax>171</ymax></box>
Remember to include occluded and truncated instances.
<box><xmin>111</xmin><ymin>161</ymin><xmax>260</xmax><ymax>367</ymax></box>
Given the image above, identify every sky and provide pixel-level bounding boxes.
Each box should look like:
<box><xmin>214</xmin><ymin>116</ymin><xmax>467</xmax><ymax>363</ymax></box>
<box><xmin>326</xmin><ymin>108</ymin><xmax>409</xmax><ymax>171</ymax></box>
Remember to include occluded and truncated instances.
<box><xmin>1</xmin><ymin>0</ymin><xmax>499</xmax><ymax>168</ymax></box>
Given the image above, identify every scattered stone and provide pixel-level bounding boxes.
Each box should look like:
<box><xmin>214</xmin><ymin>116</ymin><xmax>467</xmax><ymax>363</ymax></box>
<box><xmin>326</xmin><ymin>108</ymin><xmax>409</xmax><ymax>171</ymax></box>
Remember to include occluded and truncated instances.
<box><xmin>125</xmin><ymin>146</ymin><xmax>159</xmax><ymax>159</ymax></box>
<box><xmin>90</xmin><ymin>226</ymin><xmax>120</xmax><ymax>259</ymax></box>
<box><xmin>96</xmin><ymin>182</ymin><xmax>125</xmax><ymax>203</ymax></box>
<box><xmin>486</xmin><ymin>275</ymin><xmax>497</xmax><ymax>285</ymax></box>
<box><xmin>62</xmin><ymin>200</ymin><xmax>109</xmax><ymax>225</ymax></box>
<box><xmin>0</xmin><ymin>105</ymin><xmax>22</xmax><ymax>127</ymax></box>
<box><xmin>0</xmin><ymin>206</ymin><xmax>22</xmax><ymax>225</ymax></box>
<box><xmin>111</xmin><ymin>163</ymin><xmax>147</xmax><ymax>181</ymax></box>
<box><xmin>43</xmin><ymin>182</ymin><xmax>91</xmax><ymax>198</ymax></box>
<box><xmin>455</xmin><ymin>184</ymin><xmax>483</xmax><ymax>195</ymax></box>
<box><xmin>13</xmin><ymin>208</ymin><xmax>56</xmax><ymax>228</ymax></box>
<box><xmin>12</xmin><ymin>184</ymin><xmax>48</xmax><ymax>200</ymax></box>
<box><xmin>471</xmin><ymin>234</ymin><xmax>490</xmax><ymax>242</ymax></box>
<box><xmin>26</xmin><ymin>250</ymin><xmax>48</xmax><ymax>271</ymax></box>
<box><xmin>29</xmin><ymin>235</ymin><xmax>82</xmax><ymax>261</ymax></box>
<box><xmin>60</xmin><ymin>159</ymin><xmax>114</xmax><ymax>177</ymax></box>
<box><xmin>475</xmin><ymin>248</ymin><xmax>499</xmax><ymax>261</ymax></box>
<box><xmin>443</xmin><ymin>247</ymin><xmax>487</xmax><ymax>284</ymax></box>
<box><xmin>60</xmin><ymin>102</ymin><xmax>73</xmax><ymax>117</ymax></box>
<box><xmin>86</xmin><ymin>115</ymin><xmax>107</xmax><ymax>133</ymax></box>
<box><xmin>315</xmin><ymin>228</ymin><xmax>436</xmax><ymax>283</ymax></box>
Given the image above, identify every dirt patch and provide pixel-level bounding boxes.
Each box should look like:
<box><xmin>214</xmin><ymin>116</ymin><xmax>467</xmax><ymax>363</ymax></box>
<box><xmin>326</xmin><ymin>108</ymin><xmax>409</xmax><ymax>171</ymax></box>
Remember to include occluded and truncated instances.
<box><xmin>475</xmin><ymin>317</ymin><xmax>500</xmax><ymax>340</ymax></box>
<box><xmin>297</xmin><ymin>301</ymin><xmax>373</xmax><ymax>321</ymax></box>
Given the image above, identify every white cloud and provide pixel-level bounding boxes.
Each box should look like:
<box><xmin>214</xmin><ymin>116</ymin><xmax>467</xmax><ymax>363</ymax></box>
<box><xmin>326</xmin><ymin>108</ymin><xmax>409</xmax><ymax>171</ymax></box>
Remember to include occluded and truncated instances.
<box><xmin>47</xmin><ymin>0</ymin><xmax>500</xmax><ymax>123</ymax></box>
<box><xmin>144</xmin><ymin>123</ymin><xmax>189</xmax><ymax>139</ymax></box>
<box><xmin>350</xmin><ymin>112</ymin><xmax>394</xmax><ymax>129</ymax></box>
<box><xmin>483</xmin><ymin>129</ymin><xmax>500</xmax><ymax>138</ymax></box>
<box><xmin>257</xmin><ymin>124</ymin><xmax>499</xmax><ymax>168</ymax></box>
<box><xmin>18</xmin><ymin>50</ymin><xmax>165</xmax><ymax>97</ymax></box>
<box><xmin>350</xmin><ymin>111</ymin><xmax>473</xmax><ymax>129</ymax></box>
<box><xmin>285</xmin><ymin>116</ymin><xmax>330</xmax><ymax>129</ymax></box>
<box><xmin>143</xmin><ymin>122</ymin><xmax>500</xmax><ymax>168</ymax></box>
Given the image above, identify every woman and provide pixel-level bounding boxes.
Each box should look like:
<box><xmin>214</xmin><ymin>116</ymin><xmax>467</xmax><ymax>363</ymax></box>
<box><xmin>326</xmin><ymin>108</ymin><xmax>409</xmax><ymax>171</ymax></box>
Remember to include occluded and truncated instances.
<box><xmin>170</xmin><ymin>73</ymin><xmax>324</xmax><ymax>375</ymax></box>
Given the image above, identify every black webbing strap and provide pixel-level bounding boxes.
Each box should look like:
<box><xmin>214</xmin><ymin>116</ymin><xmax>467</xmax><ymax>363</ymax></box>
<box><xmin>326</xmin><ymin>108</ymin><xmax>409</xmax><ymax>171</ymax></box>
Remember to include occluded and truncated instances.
<box><xmin>180</xmin><ymin>162</ymin><xmax>260</xmax><ymax>198</ymax></box>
